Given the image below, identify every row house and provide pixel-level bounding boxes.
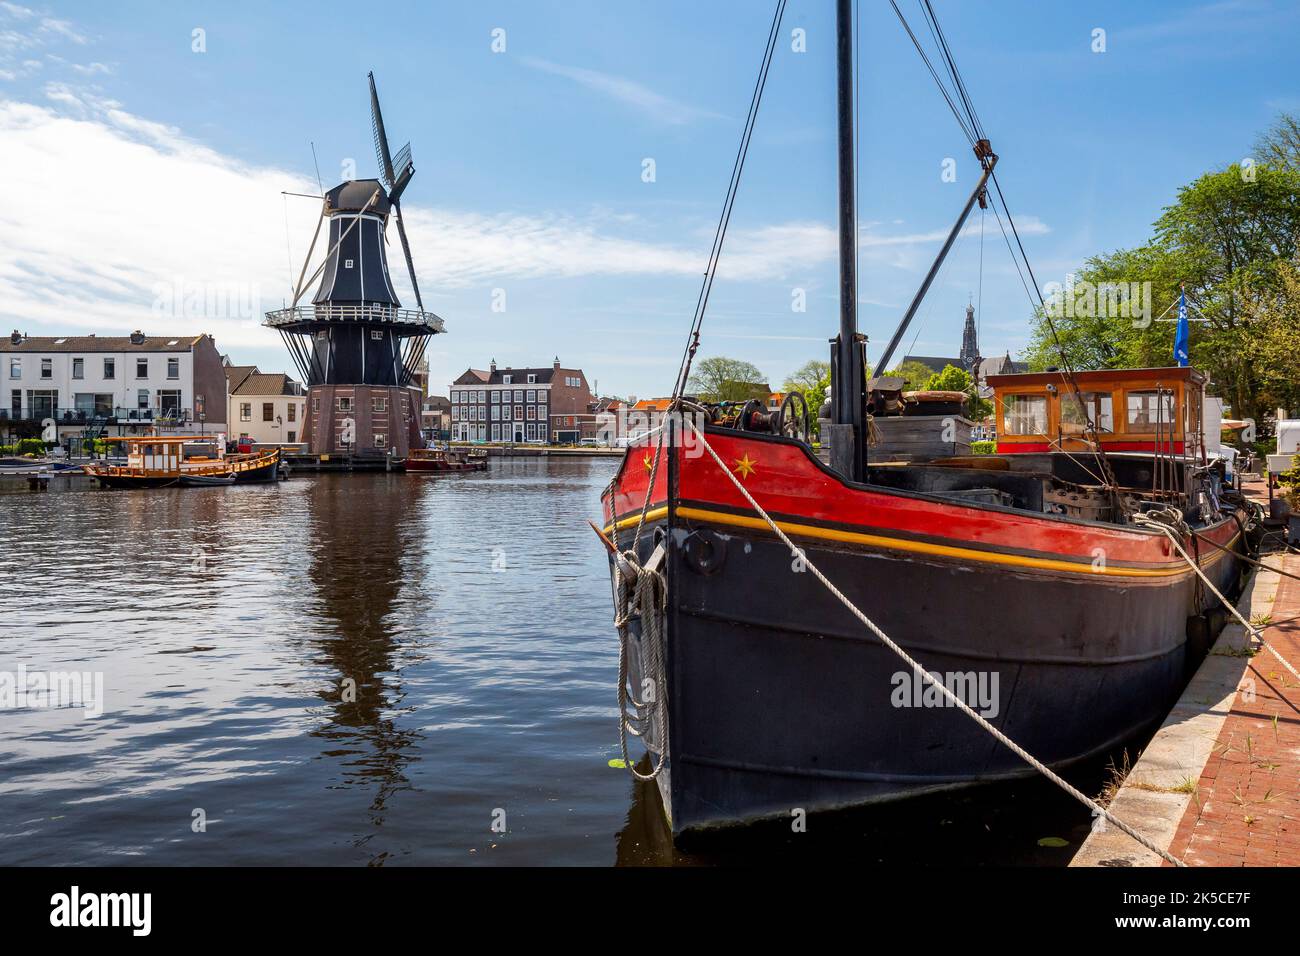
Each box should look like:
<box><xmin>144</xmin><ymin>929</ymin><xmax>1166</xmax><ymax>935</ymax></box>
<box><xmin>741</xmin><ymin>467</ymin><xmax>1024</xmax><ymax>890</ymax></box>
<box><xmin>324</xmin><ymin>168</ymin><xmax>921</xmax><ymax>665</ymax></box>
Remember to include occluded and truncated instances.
<box><xmin>224</xmin><ymin>359</ymin><xmax>306</xmax><ymax>446</ymax></box>
<box><xmin>0</xmin><ymin>329</ymin><xmax>228</xmax><ymax>439</ymax></box>
<box><xmin>449</xmin><ymin>358</ymin><xmax>595</xmax><ymax>443</ymax></box>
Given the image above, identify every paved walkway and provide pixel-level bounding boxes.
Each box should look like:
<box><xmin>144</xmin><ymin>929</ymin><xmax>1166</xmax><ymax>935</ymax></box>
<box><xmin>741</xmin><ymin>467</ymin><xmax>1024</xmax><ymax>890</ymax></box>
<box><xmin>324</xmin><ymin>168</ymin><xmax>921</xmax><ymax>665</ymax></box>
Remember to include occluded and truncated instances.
<box><xmin>1166</xmin><ymin>553</ymin><xmax>1300</xmax><ymax>866</ymax></box>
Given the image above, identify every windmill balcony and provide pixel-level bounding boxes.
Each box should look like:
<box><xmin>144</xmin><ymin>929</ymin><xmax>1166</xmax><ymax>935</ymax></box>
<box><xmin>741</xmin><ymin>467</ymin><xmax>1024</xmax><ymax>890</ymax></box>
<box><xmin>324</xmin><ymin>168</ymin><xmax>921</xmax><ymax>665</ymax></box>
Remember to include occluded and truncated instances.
<box><xmin>263</xmin><ymin>303</ymin><xmax>444</xmax><ymax>334</ymax></box>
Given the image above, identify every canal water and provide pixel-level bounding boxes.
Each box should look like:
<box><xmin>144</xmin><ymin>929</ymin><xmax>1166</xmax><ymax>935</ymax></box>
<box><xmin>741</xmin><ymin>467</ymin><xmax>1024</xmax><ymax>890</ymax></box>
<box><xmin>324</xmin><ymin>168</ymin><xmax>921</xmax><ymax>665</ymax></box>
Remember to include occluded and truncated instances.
<box><xmin>0</xmin><ymin>460</ymin><xmax>1106</xmax><ymax>865</ymax></box>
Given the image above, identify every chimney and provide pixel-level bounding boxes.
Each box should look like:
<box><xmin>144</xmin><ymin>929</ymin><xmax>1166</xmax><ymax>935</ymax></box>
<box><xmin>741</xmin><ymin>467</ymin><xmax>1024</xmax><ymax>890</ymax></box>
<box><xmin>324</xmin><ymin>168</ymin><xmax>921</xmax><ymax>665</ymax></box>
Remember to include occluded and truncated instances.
<box><xmin>10</xmin><ymin>330</ymin><xmax>22</xmax><ymax>345</ymax></box>
<box><xmin>130</xmin><ymin>330</ymin><xmax>146</xmax><ymax>345</ymax></box>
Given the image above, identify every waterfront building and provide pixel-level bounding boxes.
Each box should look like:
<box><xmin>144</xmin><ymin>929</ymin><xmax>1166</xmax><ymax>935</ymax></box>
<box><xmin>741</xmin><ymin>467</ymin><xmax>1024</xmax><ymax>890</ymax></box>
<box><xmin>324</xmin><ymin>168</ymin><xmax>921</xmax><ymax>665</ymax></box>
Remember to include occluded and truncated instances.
<box><xmin>448</xmin><ymin>358</ymin><xmax>595</xmax><ymax>443</ymax></box>
<box><xmin>0</xmin><ymin>329</ymin><xmax>228</xmax><ymax>440</ymax></box>
<box><xmin>224</xmin><ymin>359</ymin><xmax>306</xmax><ymax>446</ymax></box>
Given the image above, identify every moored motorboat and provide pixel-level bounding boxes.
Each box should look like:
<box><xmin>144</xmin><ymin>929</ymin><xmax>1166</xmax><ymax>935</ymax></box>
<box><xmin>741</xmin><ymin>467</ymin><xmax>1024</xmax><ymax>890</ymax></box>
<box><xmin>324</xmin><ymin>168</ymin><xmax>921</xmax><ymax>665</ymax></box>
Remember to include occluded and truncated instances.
<box><xmin>83</xmin><ymin>437</ymin><xmax>280</xmax><ymax>489</ymax></box>
<box><xmin>404</xmin><ymin>446</ymin><xmax>488</xmax><ymax>473</ymax></box>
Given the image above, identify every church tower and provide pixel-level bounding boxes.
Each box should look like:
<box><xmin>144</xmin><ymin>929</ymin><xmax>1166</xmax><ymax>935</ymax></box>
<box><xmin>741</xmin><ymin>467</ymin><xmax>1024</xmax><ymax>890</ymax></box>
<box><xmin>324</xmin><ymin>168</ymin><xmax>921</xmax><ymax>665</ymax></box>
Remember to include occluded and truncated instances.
<box><xmin>959</xmin><ymin>301</ymin><xmax>980</xmax><ymax>373</ymax></box>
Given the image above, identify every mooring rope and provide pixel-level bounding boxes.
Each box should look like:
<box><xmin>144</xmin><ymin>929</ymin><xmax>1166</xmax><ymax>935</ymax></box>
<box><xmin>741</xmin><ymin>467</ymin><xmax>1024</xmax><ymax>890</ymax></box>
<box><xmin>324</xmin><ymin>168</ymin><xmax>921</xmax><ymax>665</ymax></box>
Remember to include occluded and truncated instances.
<box><xmin>686</xmin><ymin>420</ymin><xmax>1185</xmax><ymax>866</ymax></box>
<box><xmin>611</xmin><ymin>552</ymin><xmax>670</xmax><ymax>781</ymax></box>
<box><xmin>1133</xmin><ymin>508</ymin><xmax>1300</xmax><ymax>685</ymax></box>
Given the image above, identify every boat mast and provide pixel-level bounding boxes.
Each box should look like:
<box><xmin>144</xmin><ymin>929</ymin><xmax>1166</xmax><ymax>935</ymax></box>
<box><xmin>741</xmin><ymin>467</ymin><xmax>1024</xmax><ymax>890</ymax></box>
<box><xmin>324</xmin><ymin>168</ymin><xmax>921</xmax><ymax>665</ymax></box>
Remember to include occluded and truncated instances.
<box><xmin>830</xmin><ymin>0</ymin><xmax>866</xmax><ymax>482</ymax></box>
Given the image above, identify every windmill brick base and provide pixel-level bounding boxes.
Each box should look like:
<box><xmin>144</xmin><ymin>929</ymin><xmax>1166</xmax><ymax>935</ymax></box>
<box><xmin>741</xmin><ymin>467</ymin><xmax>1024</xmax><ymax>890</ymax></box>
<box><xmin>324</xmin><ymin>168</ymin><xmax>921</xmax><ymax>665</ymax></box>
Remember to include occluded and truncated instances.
<box><xmin>302</xmin><ymin>384</ymin><xmax>423</xmax><ymax>458</ymax></box>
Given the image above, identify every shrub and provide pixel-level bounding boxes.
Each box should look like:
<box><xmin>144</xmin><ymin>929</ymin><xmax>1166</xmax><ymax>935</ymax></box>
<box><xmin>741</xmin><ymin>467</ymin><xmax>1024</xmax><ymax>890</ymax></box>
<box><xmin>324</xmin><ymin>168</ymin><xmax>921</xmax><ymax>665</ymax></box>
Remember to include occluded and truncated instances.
<box><xmin>971</xmin><ymin>440</ymin><xmax>996</xmax><ymax>455</ymax></box>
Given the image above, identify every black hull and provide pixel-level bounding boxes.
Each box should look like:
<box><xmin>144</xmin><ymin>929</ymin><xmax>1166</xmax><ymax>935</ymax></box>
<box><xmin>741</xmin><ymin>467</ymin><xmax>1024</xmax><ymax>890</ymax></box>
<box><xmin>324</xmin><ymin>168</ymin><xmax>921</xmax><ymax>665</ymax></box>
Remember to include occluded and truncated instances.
<box><xmin>622</xmin><ymin>511</ymin><xmax>1244</xmax><ymax>835</ymax></box>
<box><xmin>93</xmin><ymin>475</ymin><xmax>179</xmax><ymax>490</ymax></box>
<box><xmin>233</xmin><ymin>461</ymin><xmax>279</xmax><ymax>483</ymax></box>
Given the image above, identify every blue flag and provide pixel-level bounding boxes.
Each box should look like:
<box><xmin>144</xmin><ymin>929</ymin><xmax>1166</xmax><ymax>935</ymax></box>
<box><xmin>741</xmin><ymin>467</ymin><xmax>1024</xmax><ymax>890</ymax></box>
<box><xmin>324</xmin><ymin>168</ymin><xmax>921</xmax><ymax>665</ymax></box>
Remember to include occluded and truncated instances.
<box><xmin>1173</xmin><ymin>288</ymin><xmax>1190</xmax><ymax>367</ymax></box>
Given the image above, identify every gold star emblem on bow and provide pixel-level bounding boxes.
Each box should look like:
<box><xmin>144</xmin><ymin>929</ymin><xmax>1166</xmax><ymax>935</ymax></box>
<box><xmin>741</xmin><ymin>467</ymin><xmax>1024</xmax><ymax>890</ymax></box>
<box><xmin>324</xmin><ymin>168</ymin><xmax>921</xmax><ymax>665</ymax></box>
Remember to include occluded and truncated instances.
<box><xmin>732</xmin><ymin>453</ymin><xmax>757</xmax><ymax>480</ymax></box>
<box><xmin>643</xmin><ymin>453</ymin><xmax>654</xmax><ymax>473</ymax></box>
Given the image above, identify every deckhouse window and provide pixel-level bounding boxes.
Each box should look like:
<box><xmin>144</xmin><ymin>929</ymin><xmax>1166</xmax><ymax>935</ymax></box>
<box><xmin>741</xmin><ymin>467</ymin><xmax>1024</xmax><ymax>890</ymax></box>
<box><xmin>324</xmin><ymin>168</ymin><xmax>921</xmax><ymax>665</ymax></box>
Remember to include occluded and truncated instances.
<box><xmin>1126</xmin><ymin>390</ymin><xmax>1177</xmax><ymax>430</ymax></box>
<box><xmin>1002</xmin><ymin>394</ymin><xmax>1047</xmax><ymax>436</ymax></box>
<box><xmin>1061</xmin><ymin>391</ymin><xmax>1114</xmax><ymax>434</ymax></box>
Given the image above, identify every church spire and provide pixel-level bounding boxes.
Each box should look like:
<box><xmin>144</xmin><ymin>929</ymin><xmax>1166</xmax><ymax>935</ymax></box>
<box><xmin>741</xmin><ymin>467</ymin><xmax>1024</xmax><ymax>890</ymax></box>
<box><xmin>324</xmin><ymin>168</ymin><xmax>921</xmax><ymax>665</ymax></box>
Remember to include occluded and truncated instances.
<box><xmin>959</xmin><ymin>299</ymin><xmax>980</xmax><ymax>373</ymax></box>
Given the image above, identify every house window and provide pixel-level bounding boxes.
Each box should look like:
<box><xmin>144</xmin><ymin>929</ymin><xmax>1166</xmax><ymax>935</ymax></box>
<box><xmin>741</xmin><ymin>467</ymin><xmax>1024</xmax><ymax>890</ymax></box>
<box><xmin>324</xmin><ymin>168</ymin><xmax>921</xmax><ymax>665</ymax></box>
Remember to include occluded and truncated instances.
<box><xmin>159</xmin><ymin>390</ymin><xmax>181</xmax><ymax>415</ymax></box>
<box><xmin>287</xmin><ymin>431</ymin><xmax>296</xmax><ymax>443</ymax></box>
<box><xmin>514</xmin><ymin>404</ymin><xmax>523</xmax><ymax>419</ymax></box>
<box><xmin>287</xmin><ymin>403</ymin><xmax>296</xmax><ymax>423</ymax></box>
<box><xmin>491</xmin><ymin>405</ymin><xmax>499</xmax><ymax>420</ymax></box>
<box><xmin>371</xmin><ymin>330</ymin><xmax>383</xmax><ymax>340</ymax></box>
<box><xmin>103</xmin><ymin>358</ymin><xmax>115</xmax><ymax>379</ymax></box>
<box><xmin>526</xmin><ymin>423</ymin><xmax>536</xmax><ymax>440</ymax></box>
<box><xmin>514</xmin><ymin>389</ymin><xmax>523</xmax><ymax>402</ymax></box>
<box><xmin>240</xmin><ymin>403</ymin><xmax>252</xmax><ymax>421</ymax></box>
<box><xmin>526</xmin><ymin>406</ymin><xmax>535</xmax><ymax>420</ymax></box>
<box><xmin>137</xmin><ymin>388</ymin><xmax>150</xmax><ymax>410</ymax></box>
<box><xmin>40</xmin><ymin>358</ymin><xmax>52</xmax><ymax>379</ymax></box>
<box><xmin>8</xmin><ymin>358</ymin><xmax>19</xmax><ymax>379</ymax></box>
<box><xmin>527</xmin><ymin>374</ymin><xmax>536</xmax><ymax>384</ymax></box>
<box><xmin>373</xmin><ymin>431</ymin><xmax>387</xmax><ymax>448</ymax></box>
<box><xmin>72</xmin><ymin>358</ymin><xmax>84</xmax><ymax>379</ymax></box>
<box><xmin>337</xmin><ymin>396</ymin><xmax>352</xmax><ymax>412</ymax></box>
<box><xmin>503</xmin><ymin>375</ymin><xmax>512</xmax><ymax>385</ymax></box>
<box><xmin>451</xmin><ymin>406</ymin><xmax>459</xmax><ymax>421</ymax></box>
<box><xmin>491</xmin><ymin>423</ymin><xmax>500</xmax><ymax>441</ymax></box>
<box><xmin>136</xmin><ymin>358</ymin><xmax>148</xmax><ymax>378</ymax></box>
<box><xmin>491</xmin><ymin>390</ymin><xmax>500</xmax><ymax>403</ymax></box>
<box><xmin>263</xmin><ymin>403</ymin><xmax>274</xmax><ymax>422</ymax></box>
<box><xmin>526</xmin><ymin>389</ymin><xmax>535</xmax><ymax>402</ymax></box>
<box><xmin>167</xmin><ymin>358</ymin><xmax>179</xmax><ymax>379</ymax></box>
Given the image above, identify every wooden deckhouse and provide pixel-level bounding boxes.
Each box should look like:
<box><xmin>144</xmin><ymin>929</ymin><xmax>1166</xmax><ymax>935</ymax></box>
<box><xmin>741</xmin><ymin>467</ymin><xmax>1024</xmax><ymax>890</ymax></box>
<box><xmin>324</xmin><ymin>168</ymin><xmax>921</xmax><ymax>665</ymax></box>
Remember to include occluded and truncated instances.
<box><xmin>986</xmin><ymin>366</ymin><xmax>1207</xmax><ymax>457</ymax></box>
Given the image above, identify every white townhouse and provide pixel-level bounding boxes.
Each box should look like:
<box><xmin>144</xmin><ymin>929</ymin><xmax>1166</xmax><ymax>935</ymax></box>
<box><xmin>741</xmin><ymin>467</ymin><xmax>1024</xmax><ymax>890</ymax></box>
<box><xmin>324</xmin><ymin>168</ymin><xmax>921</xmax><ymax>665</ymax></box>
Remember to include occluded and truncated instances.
<box><xmin>0</xmin><ymin>330</ymin><xmax>229</xmax><ymax>439</ymax></box>
<box><xmin>224</xmin><ymin>360</ymin><xmax>307</xmax><ymax>446</ymax></box>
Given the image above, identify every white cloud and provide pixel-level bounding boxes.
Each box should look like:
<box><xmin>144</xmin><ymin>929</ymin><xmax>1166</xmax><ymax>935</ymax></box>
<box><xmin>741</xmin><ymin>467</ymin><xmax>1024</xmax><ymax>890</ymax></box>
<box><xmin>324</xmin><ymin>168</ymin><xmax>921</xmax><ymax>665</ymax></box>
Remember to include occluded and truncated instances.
<box><xmin>519</xmin><ymin>56</ymin><xmax>726</xmax><ymax>125</ymax></box>
<box><xmin>0</xmin><ymin>3</ymin><xmax>36</xmax><ymax>20</ymax></box>
<box><xmin>0</xmin><ymin>86</ymin><xmax>1049</xmax><ymax>358</ymax></box>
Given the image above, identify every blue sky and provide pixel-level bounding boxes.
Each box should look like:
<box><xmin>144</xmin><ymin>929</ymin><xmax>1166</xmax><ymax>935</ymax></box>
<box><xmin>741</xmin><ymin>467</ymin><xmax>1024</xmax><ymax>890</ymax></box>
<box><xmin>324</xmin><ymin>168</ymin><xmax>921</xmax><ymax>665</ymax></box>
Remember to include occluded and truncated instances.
<box><xmin>1</xmin><ymin>0</ymin><xmax>1296</xmax><ymax>398</ymax></box>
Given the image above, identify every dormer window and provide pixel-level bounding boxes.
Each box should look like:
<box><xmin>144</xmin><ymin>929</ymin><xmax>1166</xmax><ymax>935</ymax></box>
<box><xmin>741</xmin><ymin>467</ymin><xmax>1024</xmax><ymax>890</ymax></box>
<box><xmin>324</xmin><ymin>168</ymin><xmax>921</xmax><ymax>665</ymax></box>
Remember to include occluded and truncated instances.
<box><xmin>503</xmin><ymin>374</ymin><xmax>512</xmax><ymax>385</ymax></box>
<box><xmin>527</xmin><ymin>374</ymin><xmax>536</xmax><ymax>384</ymax></box>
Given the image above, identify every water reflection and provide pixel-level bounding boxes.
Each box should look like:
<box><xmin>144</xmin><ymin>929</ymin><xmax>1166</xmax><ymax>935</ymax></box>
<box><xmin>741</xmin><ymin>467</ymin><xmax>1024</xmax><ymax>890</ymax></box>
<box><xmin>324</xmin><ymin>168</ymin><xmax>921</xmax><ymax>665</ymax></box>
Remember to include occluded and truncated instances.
<box><xmin>302</xmin><ymin>476</ymin><xmax>427</xmax><ymax>862</ymax></box>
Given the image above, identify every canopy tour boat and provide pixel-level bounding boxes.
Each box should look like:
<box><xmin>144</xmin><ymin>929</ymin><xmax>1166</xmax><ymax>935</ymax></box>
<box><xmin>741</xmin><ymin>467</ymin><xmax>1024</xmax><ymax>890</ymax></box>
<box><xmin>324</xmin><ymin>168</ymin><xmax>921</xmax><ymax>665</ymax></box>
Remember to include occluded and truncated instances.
<box><xmin>84</xmin><ymin>437</ymin><xmax>280</xmax><ymax>489</ymax></box>
<box><xmin>404</xmin><ymin>446</ymin><xmax>487</xmax><ymax>473</ymax></box>
<box><xmin>599</xmin><ymin>0</ymin><xmax>1257</xmax><ymax>837</ymax></box>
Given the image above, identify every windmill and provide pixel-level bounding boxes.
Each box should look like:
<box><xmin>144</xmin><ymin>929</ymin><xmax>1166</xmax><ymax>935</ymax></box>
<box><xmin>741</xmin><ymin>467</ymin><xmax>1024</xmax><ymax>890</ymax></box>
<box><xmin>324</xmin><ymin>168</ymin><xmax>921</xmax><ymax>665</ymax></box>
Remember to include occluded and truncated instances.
<box><xmin>265</xmin><ymin>71</ymin><xmax>444</xmax><ymax>459</ymax></box>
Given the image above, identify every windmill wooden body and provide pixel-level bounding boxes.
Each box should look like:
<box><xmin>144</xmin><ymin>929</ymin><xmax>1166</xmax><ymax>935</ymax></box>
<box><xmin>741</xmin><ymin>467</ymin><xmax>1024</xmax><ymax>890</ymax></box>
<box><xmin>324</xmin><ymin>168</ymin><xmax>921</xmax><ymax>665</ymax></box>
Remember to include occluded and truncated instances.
<box><xmin>265</xmin><ymin>72</ymin><xmax>443</xmax><ymax>458</ymax></box>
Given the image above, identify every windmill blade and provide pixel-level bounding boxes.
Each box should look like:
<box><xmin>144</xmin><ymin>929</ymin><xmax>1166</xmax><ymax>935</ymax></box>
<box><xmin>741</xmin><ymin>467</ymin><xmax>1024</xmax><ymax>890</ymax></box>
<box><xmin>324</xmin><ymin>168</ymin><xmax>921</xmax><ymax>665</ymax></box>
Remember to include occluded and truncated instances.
<box><xmin>392</xmin><ymin>199</ymin><xmax>424</xmax><ymax>312</ymax></box>
<box><xmin>388</xmin><ymin>141</ymin><xmax>415</xmax><ymax>203</ymax></box>
<box><xmin>369</xmin><ymin>71</ymin><xmax>396</xmax><ymax>188</ymax></box>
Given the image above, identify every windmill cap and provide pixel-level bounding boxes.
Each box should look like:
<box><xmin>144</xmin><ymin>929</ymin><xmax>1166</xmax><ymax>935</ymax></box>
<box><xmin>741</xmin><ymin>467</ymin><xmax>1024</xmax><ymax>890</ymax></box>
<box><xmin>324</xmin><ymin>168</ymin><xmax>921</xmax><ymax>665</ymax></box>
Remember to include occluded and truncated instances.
<box><xmin>324</xmin><ymin>179</ymin><xmax>392</xmax><ymax>215</ymax></box>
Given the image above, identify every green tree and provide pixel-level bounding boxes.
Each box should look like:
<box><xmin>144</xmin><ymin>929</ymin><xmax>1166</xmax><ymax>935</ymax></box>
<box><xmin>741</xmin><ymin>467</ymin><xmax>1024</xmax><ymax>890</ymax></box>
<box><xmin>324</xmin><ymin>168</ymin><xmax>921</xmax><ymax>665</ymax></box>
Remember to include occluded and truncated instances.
<box><xmin>1025</xmin><ymin>161</ymin><xmax>1300</xmax><ymax>421</ymax></box>
<box><xmin>923</xmin><ymin>363</ymin><xmax>992</xmax><ymax>421</ymax></box>
<box><xmin>1255</xmin><ymin>112</ymin><xmax>1300</xmax><ymax>171</ymax></box>
<box><xmin>783</xmin><ymin>359</ymin><xmax>830</xmax><ymax>394</ymax></box>
<box><xmin>687</xmin><ymin>356</ymin><xmax>768</xmax><ymax>403</ymax></box>
<box><xmin>884</xmin><ymin>360</ymin><xmax>937</xmax><ymax>390</ymax></box>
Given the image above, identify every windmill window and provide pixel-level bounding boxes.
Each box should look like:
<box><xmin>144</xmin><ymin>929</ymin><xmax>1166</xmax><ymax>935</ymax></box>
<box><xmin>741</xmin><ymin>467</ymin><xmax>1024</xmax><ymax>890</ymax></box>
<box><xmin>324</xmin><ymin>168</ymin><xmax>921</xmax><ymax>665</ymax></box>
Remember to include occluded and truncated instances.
<box><xmin>371</xmin><ymin>330</ymin><xmax>383</xmax><ymax>340</ymax></box>
<box><xmin>345</xmin><ymin>259</ymin><xmax>354</xmax><ymax>269</ymax></box>
<box><xmin>373</xmin><ymin>432</ymin><xmax>387</xmax><ymax>448</ymax></box>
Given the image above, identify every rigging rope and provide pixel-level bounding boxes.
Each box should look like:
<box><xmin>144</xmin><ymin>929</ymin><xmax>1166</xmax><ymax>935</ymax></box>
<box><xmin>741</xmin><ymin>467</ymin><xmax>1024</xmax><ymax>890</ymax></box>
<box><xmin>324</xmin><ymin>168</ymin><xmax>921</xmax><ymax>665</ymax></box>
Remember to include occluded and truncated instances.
<box><xmin>685</xmin><ymin>419</ymin><xmax>1185</xmax><ymax>866</ymax></box>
